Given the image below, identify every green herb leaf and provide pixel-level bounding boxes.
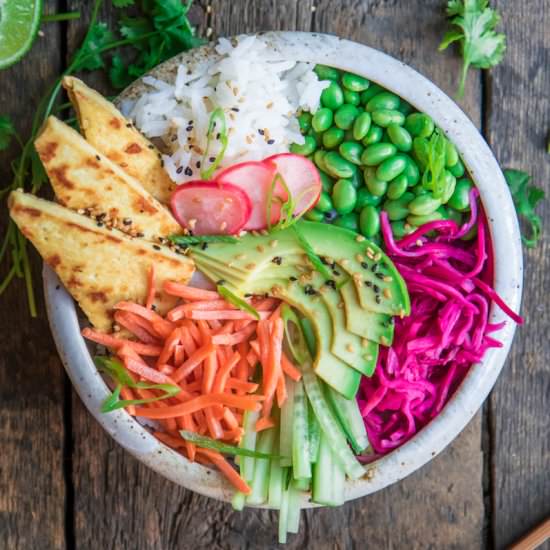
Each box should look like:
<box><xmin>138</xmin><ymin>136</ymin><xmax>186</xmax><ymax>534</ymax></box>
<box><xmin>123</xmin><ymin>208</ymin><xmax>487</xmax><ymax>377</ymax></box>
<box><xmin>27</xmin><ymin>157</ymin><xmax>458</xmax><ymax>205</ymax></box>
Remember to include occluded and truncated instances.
<box><xmin>503</xmin><ymin>169</ymin><xmax>545</xmax><ymax>248</ymax></box>
<box><xmin>201</xmin><ymin>108</ymin><xmax>228</xmax><ymax>180</ymax></box>
<box><xmin>439</xmin><ymin>0</ymin><xmax>506</xmax><ymax>97</ymax></box>
<box><xmin>291</xmin><ymin>224</ymin><xmax>332</xmax><ymax>279</ymax></box>
<box><xmin>0</xmin><ymin>116</ymin><xmax>17</xmax><ymax>151</ymax></box>
<box><xmin>422</xmin><ymin>130</ymin><xmax>447</xmax><ymax>198</ymax></box>
<box><xmin>95</xmin><ymin>356</ymin><xmax>181</xmax><ymax>412</ymax></box>
<box><xmin>217</xmin><ymin>285</ymin><xmax>260</xmax><ymax>320</ymax></box>
<box><xmin>74</xmin><ymin>22</ymin><xmax>116</xmax><ymax>71</ymax></box>
<box><xmin>179</xmin><ymin>430</ymin><xmax>280</xmax><ymax>458</ymax></box>
<box><xmin>168</xmin><ymin>234</ymin><xmax>239</xmax><ymax>246</ymax></box>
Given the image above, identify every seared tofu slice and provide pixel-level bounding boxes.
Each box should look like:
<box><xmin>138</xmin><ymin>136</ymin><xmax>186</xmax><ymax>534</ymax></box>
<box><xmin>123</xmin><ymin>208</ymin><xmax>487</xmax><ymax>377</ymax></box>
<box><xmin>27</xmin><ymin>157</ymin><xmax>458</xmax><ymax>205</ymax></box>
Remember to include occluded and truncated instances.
<box><xmin>35</xmin><ymin>116</ymin><xmax>182</xmax><ymax>243</ymax></box>
<box><xmin>62</xmin><ymin>76</ymin><xmax>175</xmax><ymax>204</ymax></box>
<box><xmin>9</xmin><ymin>190</ymin><xmax>194</xmax><ymax>332</ymax></box>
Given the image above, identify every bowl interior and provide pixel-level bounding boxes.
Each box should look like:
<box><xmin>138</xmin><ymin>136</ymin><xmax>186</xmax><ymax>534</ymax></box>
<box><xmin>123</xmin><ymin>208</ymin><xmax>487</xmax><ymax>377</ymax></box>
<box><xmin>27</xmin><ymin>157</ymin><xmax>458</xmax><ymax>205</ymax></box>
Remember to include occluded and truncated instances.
<box><xmin>44</xmin><ymin>31</ymin><xmax>523</xmax><ymax>505</ymax></box>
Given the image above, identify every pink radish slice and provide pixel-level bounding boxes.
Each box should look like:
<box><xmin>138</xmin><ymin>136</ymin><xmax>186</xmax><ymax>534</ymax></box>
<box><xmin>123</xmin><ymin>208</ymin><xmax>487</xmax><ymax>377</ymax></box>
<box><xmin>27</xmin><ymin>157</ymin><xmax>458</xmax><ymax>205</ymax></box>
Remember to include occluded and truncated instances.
<box><xmin>216</xmin><ymin>161</ymin><xmax>280</xmax><ymax>231</ymax></box>
<box><xmin>264</xmin><ymin>153</ymin><xmax>321</xmax><ymax>215</ymax></box>
<box><xmin>170</xmin><ymin>181</ymin><xmax>252</xmax><ymax>235</ymax></box>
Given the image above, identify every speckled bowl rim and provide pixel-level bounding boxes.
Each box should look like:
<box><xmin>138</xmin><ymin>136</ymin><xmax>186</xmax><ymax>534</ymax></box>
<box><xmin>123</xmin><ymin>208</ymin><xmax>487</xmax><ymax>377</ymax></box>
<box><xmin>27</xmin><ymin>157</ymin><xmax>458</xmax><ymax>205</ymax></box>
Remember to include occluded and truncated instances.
<box><xmin>43</xmin><ymin>31</ymin><xmax>523</xmax><ymax>506</ymax></box>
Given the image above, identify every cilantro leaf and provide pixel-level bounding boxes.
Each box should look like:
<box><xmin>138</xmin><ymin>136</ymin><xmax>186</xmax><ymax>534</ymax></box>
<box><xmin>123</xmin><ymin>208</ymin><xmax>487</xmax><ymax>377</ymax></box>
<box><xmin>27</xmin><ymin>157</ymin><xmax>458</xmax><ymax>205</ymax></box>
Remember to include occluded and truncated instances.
<box><xmin>504</xmin><ymin>169</ymin><xmax>545</xmax><ymax>248</ymax></box>
<box><xmin>74</xmin><ymin>22</ymin><xmax>116</xmax><ymax>71</ymax></box>
<box><xmin>439</xmin><ymin>0</ymin><xmax>506</xmax><ymax>97</ymax></box>
<box><xmin>0</xmin><ymin>116</ymin><xmax>17</xmax><ymax>151</ymax></box>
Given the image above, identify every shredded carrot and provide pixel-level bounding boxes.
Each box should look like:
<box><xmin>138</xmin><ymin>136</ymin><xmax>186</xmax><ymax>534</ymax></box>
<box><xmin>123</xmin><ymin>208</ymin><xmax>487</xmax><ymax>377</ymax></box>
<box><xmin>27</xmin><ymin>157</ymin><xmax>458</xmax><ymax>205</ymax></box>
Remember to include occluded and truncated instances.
<box><xmin>189</xmin><ymin>310</ymin><xmax>271</xmax><ymax>321</ymax></box>
<box><xmin>222</xmin><ymin>407</ymin><xmax>240</xmax><ymax>430</ymax></box>
<box><xmin>204</xmin><ymin>407</ymin><xmax>224</xmax><ymax>439</ymax></box>
<box><xmin>212</xmin><ymin>323</ymin><xmax>256</xmax><ymax>346</ymax></box>
<box><xmin>196</xmin><ymin>448</ymin><xmax>252</xmax><ymax>494</ymax></box>
<box><xmin>281</xmin><ymin>353</ymin><xmax>302</xmax><ymax>381</ymax></box>
<box><xmin>174</xmin><ymin>344</ymin><xmax>185</xmax><ymax>367</ymax></box>
<box><xmin>163</xmin><ymin>281</ymin><xmax>220</xmax><ymax>301</ymax></box>
<box><xmin>276</xmin><ymin>372</ymin><xmax>288</xmax><ymax>407</ymax></box>
<box><xmin>171</xmin><ymin>342</ymin><xmax>216</xmax><ymax>383</ymax></box>
<box><xmin>212</xmin><ymin>352</ymin><xmax>241</xmax><ymax>394</ymax></box>
<box><xmin>114</xmin><ymin>311</ymin><xmax>159</xmax><ymax>344</ymax></box>
<box><xmin>225</xmin><ymin>378</ymin><xmax>258</xmax><ymax>393</ymax></box>
<box><xmin>255</xmin><ymin>416</ymin><xmax>276</xmax><ymax>432</ymax></box>
<box><xmin>82</xmin><ymin>328</ymin><xmax>162</xmax><ymax>356</ymax></box>
<box><xmin>157</xmin><ymin>327</ymin><xmax>181</xmax><ymax>366</ymax></box>
<box><xmin>145</xmin><ymin>265</ymin><xmax>156</xmax><ymax>310</ymax></box>
<box><xmin>261</xmin><ymin>318</ymin><xmax>284</xmax><ymax>419</ymax></box>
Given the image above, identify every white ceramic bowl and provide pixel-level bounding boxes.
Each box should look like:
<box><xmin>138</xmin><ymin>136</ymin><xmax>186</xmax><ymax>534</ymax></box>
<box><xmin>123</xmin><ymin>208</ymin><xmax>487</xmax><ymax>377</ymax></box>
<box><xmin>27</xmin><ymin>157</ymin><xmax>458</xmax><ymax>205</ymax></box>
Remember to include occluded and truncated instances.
<box><xmin>43</xmin><ymin>31</ymin><xmax>523</xmax><ymax>505</ymax></box>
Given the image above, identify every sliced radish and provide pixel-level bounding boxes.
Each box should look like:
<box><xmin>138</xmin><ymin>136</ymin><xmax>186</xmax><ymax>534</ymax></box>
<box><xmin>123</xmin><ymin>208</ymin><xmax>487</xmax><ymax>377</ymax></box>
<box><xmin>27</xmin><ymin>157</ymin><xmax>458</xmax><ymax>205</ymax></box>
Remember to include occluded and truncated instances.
<box><xmin>216</xmin><ymin>161</ymin><xmax>280</xmax><ymax>231</ymax></box>
<box><xmin>170</xmin><ymin>181</ymin><xmax>252</xmax><ymax>235</ymax></box>
<box><xmin>265</xmin><ymin>153</ymin><xmax>321</xmax><ymax>215</ymax></box>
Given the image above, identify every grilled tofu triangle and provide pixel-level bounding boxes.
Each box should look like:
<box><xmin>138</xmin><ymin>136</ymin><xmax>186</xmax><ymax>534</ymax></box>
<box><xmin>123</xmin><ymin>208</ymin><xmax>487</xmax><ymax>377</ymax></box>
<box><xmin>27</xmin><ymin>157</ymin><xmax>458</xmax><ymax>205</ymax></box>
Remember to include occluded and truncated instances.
<box><xmin>35</xmin><ymin>116</ymin><xmax>182</xmax><ymax>243</ymax></box>
<box><xmin>62</xmin><ymin>76</ymin><xmax>175</xmax><ymax>204</ymax></box>
<box><xmin>9</xmin><ymin>190</ymin><xmax>194</xmax><ymax>332</ymax></box>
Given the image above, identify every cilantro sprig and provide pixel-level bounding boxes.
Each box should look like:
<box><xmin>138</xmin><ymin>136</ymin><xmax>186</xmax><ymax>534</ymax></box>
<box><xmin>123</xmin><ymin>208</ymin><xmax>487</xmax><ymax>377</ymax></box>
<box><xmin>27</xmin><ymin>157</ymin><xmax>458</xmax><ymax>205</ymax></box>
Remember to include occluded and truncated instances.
<box><xmin>439</xmin><ymin>0</ymin><xmax>506</xmax><ymax>97</ymax></box>
<box><xmin>503</xmin><ymin>169</ymin><xmax>545</xmax><ymax>248</ymax></box>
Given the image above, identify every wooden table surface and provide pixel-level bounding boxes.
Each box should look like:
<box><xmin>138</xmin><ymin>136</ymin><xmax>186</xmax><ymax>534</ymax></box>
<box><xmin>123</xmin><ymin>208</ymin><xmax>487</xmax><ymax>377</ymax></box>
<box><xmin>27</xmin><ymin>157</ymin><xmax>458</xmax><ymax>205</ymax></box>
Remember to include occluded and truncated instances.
<box><xmin>1</xmin><ymin>1</ymin><xmax>548</xmax><ymax>548</ymax></box>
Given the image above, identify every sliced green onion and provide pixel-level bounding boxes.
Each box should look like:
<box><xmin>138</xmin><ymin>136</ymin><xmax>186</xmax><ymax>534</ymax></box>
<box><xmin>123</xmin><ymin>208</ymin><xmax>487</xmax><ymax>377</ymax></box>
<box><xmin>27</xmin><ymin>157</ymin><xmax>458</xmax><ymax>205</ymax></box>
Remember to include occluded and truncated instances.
<box><xmin>217</xmin><ymin>285</ymin><xmax>260</xmax><ymax>320</ymax></box>
<box><xmin>200</xmin><ymin>108</ymin><xmax>228</xmax><ymax>180</ymax></box>
<box><xmin>179</xmin><ymin>430</ymin><xmax>280</xmax><ymax>459</ymax></box>
<box><xmin>281</xmin><ymin>304</ymin><xmax>309</xmax><ymax>365</ymax></box>
<box><xmin>422</xmin><ymin>130</ymin><xmax>447</xmax><ymax>198</ymax></box>
<box><xmin>168</xmin><ymin>234</ymin><xmax>239</xmax><ymax>246</ymax></box>
<box><xmin>291</xmin><ymin>224</ymin><xmax>332</xmax><ymax>279</ymax></box>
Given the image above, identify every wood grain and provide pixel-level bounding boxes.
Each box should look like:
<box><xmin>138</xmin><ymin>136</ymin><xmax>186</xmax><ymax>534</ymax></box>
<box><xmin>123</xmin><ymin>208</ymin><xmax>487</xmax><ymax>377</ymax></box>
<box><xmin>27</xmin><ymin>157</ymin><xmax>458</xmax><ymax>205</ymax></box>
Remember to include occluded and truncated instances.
<box><xmin>486</xmin><ymin>1</ymin><xmax>550</xmax><ymax>549</ymax></box>
<box><xmin>64</xmin><ymin>1</ymin><xmax>486</xmax><ymax>549</ymax></box>
<box><xmin>0</xmin><ymin>1</ymin><xmax>67</xmax><ymax>549</ymax></box>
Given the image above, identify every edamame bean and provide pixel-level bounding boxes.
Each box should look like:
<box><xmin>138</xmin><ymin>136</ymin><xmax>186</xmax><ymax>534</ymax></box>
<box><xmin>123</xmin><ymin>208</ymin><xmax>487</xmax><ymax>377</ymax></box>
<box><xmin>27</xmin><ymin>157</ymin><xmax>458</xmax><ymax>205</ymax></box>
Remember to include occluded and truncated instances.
<box><xmin>412</xmin><ymin>136</ymin><xmax>430</xmax><ymax>168</ymax></box>
<box><xmin>356</xmin><ymin>186</ymin><xmax>383</xmax><ymax>209</ymax></box>
<box><xmin>397</xmin><ymin>101</ymin><xmax>413</xmax><ymax>116</ymax></box>
<box><xmin>387</xmin><ymin>174</ymin><xmax>409</xmax><ymax>200</ymax></box>
<box><xmin>322</xmin><ymin>126</ymin><xmax>345</xmax><ymax>149</ymax></box>
<box><xmin>314</xmin><ymin>64</ymin><xmax>341</xmax><ymax>81</ymax></box>
<box><xmin>391</xmin><ymin>220</ymin><xmax>415</xmax><ymax>238</ymax></box>
<box><xmin>449</xmin><ymin>158</ymin><xmax>465</xmax><ymax>178</ymax></box>
<box><xmin>307</xmin><ymin>128</ymin><xmax>322</xmax><ymax>146</ymax></box>
<box><xmin>460</xmin><ymin>224</ymin><xmax>478</xmax><ymax>241</ymax></box>
<box><xmin>342</xmin><ymin>72</ymin><xmax>370</xmax><ymax>92</ymax></box>
<box><xmin>408</xmin><ymin>194</ymin><xmax>442</xmax><ymax>216</ymax></box>
<box><xmin>406</xmin><ymin>211</ymin><xmax>444</xmax><ymax>225</ymax></box>
<box><xmin>334</xmin><ymin>104</ymin><xmax>360</xmax><ymax>130</ymax></box>
<box><xmin>333</xmin><ymin>212</ymin><xmax>359</xmax><ymax>231</ymax></box>
<box><xmin>316</xmin><ymin>191</ymin><xmax>334</xmax><ymax>213</ymax></box>
<box><xmin>360</xmin><ymin>84</ymin><xmax>384</xmax><ymax>105</ymax></box>
<box><xmin>366</xmin><ymin>92</ymin><xmax>401</xmax><ymax>112</ymax></box>
<box><xmin>348</xmin><ymin>167</ymin><xmax>364</xmax><ymax>189</ymax></box>
<box><xmin>305</xmin><ymin>208</ymin><xmax>325</xmax><ymax>222</ymax></box>
<box><xmin>290</xmin><ymin>136</ymin><xmax>317</xmax><ymax>156</ymax></box>
<box><xmin>383</xmin><ymin>192</ymin><xmax>414</xmax><ymax>221</ymax></box>
<box><xmin>447</xmin><ymin>178</ymin><xmax>473</xmax><ymax>211</ymax></box>
<box><xmin>359</xmin><ymin>206</ymin><xmax>380</xmax><ymax>237</ymax></box>
<box><xmin>298</xmin><ymin>112</ymin><xmax>312</xmax><ymax>134</ymax></box>
<box><xmin>362</xmin><ymin>125</ymin><xmax>383</xmax><ymax>145</ymax></box>
<box><xmin>387</xmin><ymin>123</ymin><xmax>413</xmax><ymax>152</ymax></box>
<box><xmin>403</xmin><ymin>156</ymin><xmax>420</xmax><ymax>186</ymax></box>
<box><xmin>361</xmin><ymin>142</ymin><xmax>397</xmax><ymax>166</ymax></box>
<box><xmin>405</xmin><ymin>113</ymin><xmax>435</xmax><ymax>138</ymax></box>
<box><xmin>446</xmin><ymin>207</ymin><xmax>462</xmax><ymax>225</ymax></box>
<box><xmin>441</xmin><ymin>171</ymin><xmax>457</xmax><ymax>203</ymax></box>
<box><xmin>376</xmin><ymin>154</ymin><xmax>407</xmax><ymax>182</ymax></box>
<box><xmin>353</xmin><ymin>112</ymin><xmax>372</xmax><ymax>141</ymax></box>
<box><xmin>445</xmin><ymin>140</ymin><xmax>459</xmax><ymax>167</ymax></box>
<box><xmin>413</xmin><ymin>186</ymin><xmax>429</xmax><ymax>196</ymax></box>
<box><xmin>324</xmin><ymin>152</ymin><xmax>355</xmax><ymax>179</ymax></box>
<box><xmin>372</xmin><ymin>109</ymin><xmax>406</xmax><ymax>128</ymax></box>
<box><xmin>314</xmin><ymin>150</ymin><xmax>328</xmax><ymax>172</ymax></box>
<box><xmin>321</xmin><ymin>81</ymin><xmax>344</xmax><ymax>110</ymax></box>
<box><xmin>343</xmin><ymin>89</ymin><xmax>361</xmax><ymax>106</ymax></box>
<box><xmin>332</xmin><ymin>179</ymin><xmax>357</xmax><ymax>214</ymax></box>
<box><xmin>312</xmin><ymin>108</ymin><xmax>334</xmax><ymax>133</ymax></box>
<box><xmin>339</xmin><ymin>141</ymin><xmax>364</xmax><ymax>165</ymax></box>
<box><xmin>318</xmin><ymin>168</ymin><xmax>334</xmax><ymax>193</ymax></box>
<box><xmin>365</xmin><ymin>172</ymin><xmax>388</xmax><ymax>197</ymax></box>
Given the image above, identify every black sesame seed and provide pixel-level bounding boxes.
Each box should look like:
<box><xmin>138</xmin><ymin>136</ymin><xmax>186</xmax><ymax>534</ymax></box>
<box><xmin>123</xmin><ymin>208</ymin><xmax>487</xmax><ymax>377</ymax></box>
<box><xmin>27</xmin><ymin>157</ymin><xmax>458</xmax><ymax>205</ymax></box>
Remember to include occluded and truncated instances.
<box><xmin>157</xmin><ymin>153</ymin><xmax>162</xmax><ymax>159</ymax></box>
<box><xmin>209</xmin><ymin>157</ymin><xmax>216</xmax><ymax>163</ymax></box>
<box><xmin>332</xmin><ymin>270</ymin><xmax>340</xmax><ymax>277</ymax></box>
<box><xmin>96</xmin><ymin>212</ymin><xmax>106</xmax><ymax>221</ymax></box>
<box><xmin>151</xmin><ymin>304</ymin><xmax>157</xmax><ymax>311</ymax></box>
<box><xmin>361</xmin><ymin>262</ymin><xmax>369</xmax><ymax>269</ymax></box>
<box><xmin>267</xmin><ymin>139</ymin><xmax>275</xmax><ymax>145</ymax></box>
<box><xmin>96</xmin><ymin>221</ymin><xmax>104</xmax><ymax>227</ymax></box>
<box><xmin>272</xmin><ymin>256</ymin><xmax>283</xmax><ymax>265</ymax></box>
<box><xmin>196</xmin><ymin>160</ymin><xmax>201</xmax><ymax>169</ymax></box>
<box><xmin>95</xmin><ymin>155</ymin><xmax>101</xmax><ymax>161</ymax></box>
<box><xmin>258</xmin><ymin>129</ymin><xmax>265</xmax><ymax>135</ymax></box>
<box><xmin>160</xmin><ymin>160</ymin><xmax>164</xmax><ymax>167</ymax></box>
<box><xmin>373</xmin><ymin>284</ymin><xmax>380</xmax><ymax>293</ymax></box>
<box><xmin>289</xmin><ymin>276</ymin><xmax>297</xmax><ymax>281</ymax></box>
<box><xmin>186</xmin><ymin>125</ymin><xmax>193</xmax><ymax>132</ymax></box>
<box><xmin>216</xmin><ymin>279</ymin><xmax>226</xmax><ymax>285</ymax></box>
<box><xmin>123</xmin><ymin>218</ymin><xmax>132</xmax><ymax>225</ymax></box>
<box><xmin>375</xmin><ymin>295</ymin><xmax>381</xmax><ymax>304</ymax></box>
<box><xmin>231</xmin><ymin>107</ymin><xmax>239</xmax><ymax>112</ymax></box>
<box><xmin>153</xmin><ymin>245</ymin><xmax>161</xmax><ymax>250</ymax></box>
<box><xmin>126</xmin><ymin>123</ymin><xmax>132</xmax><ymax>128</ymax></box>
<box><xmin>148</xmin><ymin>144</ymin><xmax>154</xmax><ymax>149</ymax></box>
<box><xmin>176</xmin><ymin>166</ymin><xmax>184</xmax><ymax>174</ymax></box>
<box><xmin>365</xmin><ymin>281</ymin><xmax>372</xmax><ymax>287</ymax></box>
<box><xmin>325</xmin><ymin>280</ymin><xmax>336</xmax><ymax>289</ymax></box>
<box><xmin>244</xmin><ymin>293</ymin><xmax>252</xmax><ymax>298</ymax></box>
<box><xmin>171</xmin><ymin>135</ymin><xmax>178</xmax><ymax>142</ymax></box>
<box><xmin>371</xmin><ymin>264</ymin><xmax>378</xmax><ymax>272</ymax></box>
<box><xmin>136</xmin><ymin>232</ymin><xmax>145</xmax><ymax>238</ymax></box>
<box><xmin>216</xmin><ymin>133</ymin><xmax>221</xmax><ymax>140</ymax></box>
<box><xmin>201</xmin><ymin>242</ymin><xmax>208</xmax><ymax>250</ymax></box>
<box><xmin>320</xmin><ymin>257</ymin><xmax>328</xmax><ymax>265</ymax></box>
<box><xmin>304</xmin><ymin>284</ymin><xmax>317</xmax><ymax>296</ymax></box>
<box><xmin>375</xmin><ymin>272</ymin><xmax>385</xmax><ymax>280</ymax></box>
<box><xmin>184</xmin><ymin>167</ymin><xmax>193</xmax><ymax>176</ymax></box>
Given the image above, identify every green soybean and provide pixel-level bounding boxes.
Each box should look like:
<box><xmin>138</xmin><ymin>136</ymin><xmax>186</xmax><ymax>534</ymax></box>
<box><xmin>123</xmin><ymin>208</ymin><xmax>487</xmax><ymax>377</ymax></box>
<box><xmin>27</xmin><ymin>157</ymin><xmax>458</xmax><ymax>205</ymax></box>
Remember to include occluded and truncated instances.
<box><xmin>313</xmin><ymin>150</ymin><xmax>328</xmax><ymax>172</ymax></box>
<box><xmin>360</xmin><ymin>84</ymin><xmax>384</xmax><ymax>105</ymax></box>
<box><xmin>387</xmin><ymin>123</ymin><xmax>412</xmax><ymax>152</ymax></box>
<box><xmin>361</xmin><ymin>142</ymin><xmax>397</xmax><ymax>166</ymax></box>
<box><xmin>403</xmin><ymin>156</ymin><xmax>421</xmax><ymax>186</ymax></box>
<box><xmin>445</xmin><ymin>140</ymin><xmax>459</xmax><ymax>167</ymax></box>
<box><xmin>447</xmin><ymin>178</ymin><xmax>473</xmax><ymax>211</ymax></box>
<box><xmin>314</xmin><ymin>64</ymin><xmax>341</xmax><ymax>81</ymax></box>
<box><xmin>316</xmin><ymin>191</ymin><xmax>334</xmax><ymax>213</ymax></box>
<box><xmin>366</xmin><ymin>92</ymin><xmax>401</xmax><ymax>112</ymax></box>
<box><xmin>342</xmin><ymin>72</ymin><xmax>370</xmax><ymax>92</ymax></box>
<box><xmin>339</xmin><ymin>141</ymin><xmax>364</xmax><ymax>165</ymax></box>
<box><xmin>408</xmin><ymin>194</ymin><xmax>442</xmax><ymax>216</ymax></box>
<box><xmin>383</xmin><ymin>192</ymin><xmax>414</xmax><ymax>221</ymax></box>
<box><xmin>405</xmin><ymin>113</ymin><xmax>435</xmax><ymax>138</ymax></box>
<box><xmin>412</xmin><ymin>137</ymin><xmax>430</xmax><ymax>168</ymax></box>
<box><xmin>356</xmin><ymin>186</ymin><xmax>382</xmax><ymax>209</ymax></box>
<box><xmin>407</xmin><ymin>211</ymin><xmax>444</xmax><ymax>226</ymax></box>
<box><xmin>460</xmin><ymin>224</ymin><xmax>478</xmax><ymax>241</ymax></box>
<box><xmin>397</xmin><ymin>101</ymin><xmax>413</xmax><ymax>116</ymax></box>
<box><xmin>290</xmin><ymin>136</ymin><xmax>317</xmax><ymax>156</ymax></box>
<box><xmin>312</xmin><ymin>108</ymin><xmax>334</xmax><ymax>133</ymax></box>
<box><xmin>387</xmin><ymin>174</ymin><xmax>409</xmax><ymax>200</ymax></box>
<box><xmin>334</xmin><ymin>104</ymin><xmax>360</xmax><ymax>130</ymax></box>
<box><xmin>333</xmin><ymin>212</ymin><xmax>359</xmax><ymax>232</ymax></box>
<box><xmin>321</xmin><ymin>81</ymin><xmax>344</xmax><ymax>110</ymax></box>
<box><xmin>391</xmin><ymin>220</ymin><xmax>415</xmax><ymax>238</ymax></box>
<box><xmin>446</xmin><ymin>207</ymin><xmax>462</xmax><ymax>225</ymax></box>
<box><xmin>362</xmin><ymin>125</ymin><xmax>383</xmax><ymax>145</ymax></box>
<box><xmin>318</xmin><ymin>168</ymin><xmax>334</xmax><ymax>193</ymax></box>
<box><xmin>413</xmin><ymin>186</ymin><xmax>429</xmax><ymax>196</ymax></box>
<box><xmin>376</xmin><ymin>154</ymin><xmax>407</xmax><ymax>182</ymax></box>
<box><xmin>332</xmin><ymin>179</ymin><xmax>357</xmax><ymax>214</ymax></box>
<box><xmin>305</xmin><ymin>208</ymin><xmax>325</xmax><ymax>222</ymax></box>
<box><xmin>371</xmin><ymin>109</ymin><xmax>405</xmax><ymax>128</ymax></box>
<box><xmin>324</xmin><ymin>152</ymin><xmax>355</xmax><ymax>179</ymax></box>
<box><xmin>307</xmin><ymin>128</ymin><xmax>322</xmax><ymax>146</ymax></box>
<box><xmin>348</xmin><ymin>167</ymin><xmax>364</xmax><ymax>189</ymax></box>
<box><xmin>322</xmin><ymin>126</ymin><xmax>345</xmax><ymax>149</ymax></box>
<box><xmin>441</xmin><ymin>171</ymin><xmax>457</xmax><ymax>203</ymax></box>
<box><xmin>353</xmin><ymin>112</ymin><xmax>372</xmax><ymax>141</ymax></box>
<box><xmin>365</xmin><ymin>171</ymin><xmax>388</xmax><ymax>197</ymax></box>
<box><xmin>343</xmin><ymin>89</ymin><xmax>361</xmax><ymax>106</ymax></box>
<box><xmin>298</xmin><ymin>112</ymin><xmax>312</xmax><ymax>134</ymax></box>
<box><xmin>449</xmin><ymin>158</ymin><xmax>465</xmax><ymax>178</ymax></box>
<box><xmin>359</xmin><ymin>206</ymin><xmax>380</xmax><ymax>237</ymax></box>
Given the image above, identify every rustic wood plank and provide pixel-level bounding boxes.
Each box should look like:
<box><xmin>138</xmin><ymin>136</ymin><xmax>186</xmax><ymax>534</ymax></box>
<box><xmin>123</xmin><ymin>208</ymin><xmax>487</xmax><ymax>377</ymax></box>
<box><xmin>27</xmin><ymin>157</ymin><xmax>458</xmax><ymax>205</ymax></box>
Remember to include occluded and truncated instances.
<box><xmin>0</xmin><ymin>1</ymin><xmax>66</xmax><ymax>548</ymax></box>
<box><xmin>64</xmin><ymin>1</ymin><xmax>487</xmax><ymax>549</ymax></box>
<box><xmin>486</xmin><ymin>2</ymin><xmax>550</xmax><ymax>548</ymax></box>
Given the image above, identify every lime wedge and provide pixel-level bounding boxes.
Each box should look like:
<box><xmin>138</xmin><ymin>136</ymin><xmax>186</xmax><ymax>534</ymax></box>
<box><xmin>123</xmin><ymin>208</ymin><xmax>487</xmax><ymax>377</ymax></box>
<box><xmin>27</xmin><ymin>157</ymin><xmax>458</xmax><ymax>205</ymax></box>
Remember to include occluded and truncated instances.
<box><xmin>0</xmin><ymin>0</ymin><xmax>43</xmax><ymax>70</ymax></box>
